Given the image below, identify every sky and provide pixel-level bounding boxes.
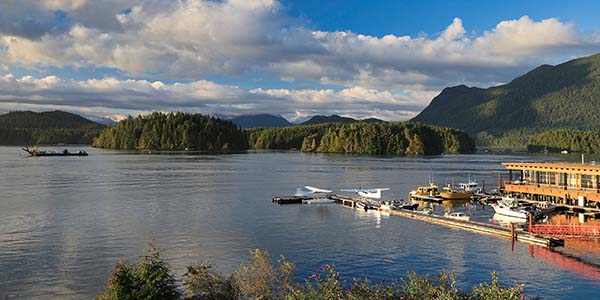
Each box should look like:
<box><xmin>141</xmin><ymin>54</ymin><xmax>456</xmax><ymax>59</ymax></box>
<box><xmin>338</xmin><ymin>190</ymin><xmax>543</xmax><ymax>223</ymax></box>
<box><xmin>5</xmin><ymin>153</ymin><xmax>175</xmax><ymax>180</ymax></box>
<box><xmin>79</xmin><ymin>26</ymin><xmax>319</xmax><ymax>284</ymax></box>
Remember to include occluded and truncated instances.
<box><xmin>1</xmin><ymin>0</ymin><xmax>600</xmax><ymax>122</ymax></box>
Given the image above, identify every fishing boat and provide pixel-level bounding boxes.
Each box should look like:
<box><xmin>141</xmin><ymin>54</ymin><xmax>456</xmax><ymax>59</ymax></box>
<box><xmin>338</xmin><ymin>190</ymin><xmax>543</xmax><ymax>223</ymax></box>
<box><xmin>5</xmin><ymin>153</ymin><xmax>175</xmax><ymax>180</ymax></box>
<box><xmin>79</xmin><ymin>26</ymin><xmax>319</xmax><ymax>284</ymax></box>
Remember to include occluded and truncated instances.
<box><xmin>22</xmin><ymin>146</ymin><xmax>88</xmax><ymax>157</ymax></box>
<box><xmin>439</xmin><ymin>185</ymin><xmax>471</xmax><ymax>199</ymax></box>
<box><xmin>444</xmin><ymin>212</ymin><xmax>470</xmax><ymax>221</ymax></box>
<box><xmin>409</xmin><ymin>183</ymin><xmax>439</xmax><ymax>197</ymax></box>
<box><xmin>491</xmin><ymin>198</ymin><xmax>528</xmax><ymax>219</ymax></box>
<box><xmin>458</xmin><ymin>181</ymin><xmax>479</xmax><ymax>194</ymax></box>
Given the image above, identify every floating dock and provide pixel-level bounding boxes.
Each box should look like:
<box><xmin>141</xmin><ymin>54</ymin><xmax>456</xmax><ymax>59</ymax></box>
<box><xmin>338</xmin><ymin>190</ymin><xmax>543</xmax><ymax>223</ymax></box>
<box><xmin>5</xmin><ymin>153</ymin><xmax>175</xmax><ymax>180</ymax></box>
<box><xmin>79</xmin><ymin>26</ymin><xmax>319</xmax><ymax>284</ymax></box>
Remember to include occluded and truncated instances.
<box><xmin>273</xmin><ymin>193</ymin><xmax>564</xmax><ymax>248</ymax></box>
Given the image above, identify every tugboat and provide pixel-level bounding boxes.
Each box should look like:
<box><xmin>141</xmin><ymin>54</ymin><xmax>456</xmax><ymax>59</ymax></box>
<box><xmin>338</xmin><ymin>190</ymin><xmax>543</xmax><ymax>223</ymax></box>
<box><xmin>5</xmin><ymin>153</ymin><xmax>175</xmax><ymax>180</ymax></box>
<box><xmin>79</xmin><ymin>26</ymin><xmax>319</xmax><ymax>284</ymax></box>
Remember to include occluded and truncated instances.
<box><xmin>22</xmin><ymin>146</ymin><xmax>88</xmax><ymax>157</ymax></box>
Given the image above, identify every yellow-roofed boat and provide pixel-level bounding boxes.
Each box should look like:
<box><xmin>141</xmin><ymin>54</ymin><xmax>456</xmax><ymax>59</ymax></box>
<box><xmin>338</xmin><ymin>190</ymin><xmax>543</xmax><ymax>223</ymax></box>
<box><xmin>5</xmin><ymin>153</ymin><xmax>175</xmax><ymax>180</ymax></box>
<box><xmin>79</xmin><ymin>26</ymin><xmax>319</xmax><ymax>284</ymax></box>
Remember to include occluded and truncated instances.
<box><xmin>439</xmin><ymin>185</ymin><xmax>471</xmax><ymax>200</ymax></box>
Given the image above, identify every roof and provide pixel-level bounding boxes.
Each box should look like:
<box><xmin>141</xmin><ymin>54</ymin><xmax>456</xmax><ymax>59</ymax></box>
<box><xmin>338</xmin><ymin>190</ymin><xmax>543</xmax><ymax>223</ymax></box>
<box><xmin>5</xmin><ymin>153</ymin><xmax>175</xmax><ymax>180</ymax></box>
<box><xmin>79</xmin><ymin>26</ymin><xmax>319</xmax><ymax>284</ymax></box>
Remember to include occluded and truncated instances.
<box><xmin>503</xmin><ymin>162</ymin><xmax>600</xmax><ymax>175</ymax></box>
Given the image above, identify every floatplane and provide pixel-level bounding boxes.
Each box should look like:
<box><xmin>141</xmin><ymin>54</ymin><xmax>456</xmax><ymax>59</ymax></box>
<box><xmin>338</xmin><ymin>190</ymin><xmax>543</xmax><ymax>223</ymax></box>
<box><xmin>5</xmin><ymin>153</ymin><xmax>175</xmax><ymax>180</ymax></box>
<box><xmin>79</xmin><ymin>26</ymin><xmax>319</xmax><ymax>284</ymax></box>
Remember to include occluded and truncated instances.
<box><xmin>295</xmin><ymin>186</ymin><xmax>335</xmax><ymax>204</ymax></box>
<box><xmin>340</xmin><ymin>188</ymin><xmax>418</xmax><ymax>211</ymax></box>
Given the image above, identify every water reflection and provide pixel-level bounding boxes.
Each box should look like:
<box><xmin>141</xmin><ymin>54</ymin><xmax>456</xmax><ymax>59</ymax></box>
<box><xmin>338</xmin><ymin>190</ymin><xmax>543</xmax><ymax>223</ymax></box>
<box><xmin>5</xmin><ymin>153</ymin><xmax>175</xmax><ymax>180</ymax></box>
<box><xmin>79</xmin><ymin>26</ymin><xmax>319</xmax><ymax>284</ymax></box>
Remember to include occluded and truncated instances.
<box><xmin>0</xmin><ymin>147</ymin><xmax>599</xmax><ymax>299</ymax></box>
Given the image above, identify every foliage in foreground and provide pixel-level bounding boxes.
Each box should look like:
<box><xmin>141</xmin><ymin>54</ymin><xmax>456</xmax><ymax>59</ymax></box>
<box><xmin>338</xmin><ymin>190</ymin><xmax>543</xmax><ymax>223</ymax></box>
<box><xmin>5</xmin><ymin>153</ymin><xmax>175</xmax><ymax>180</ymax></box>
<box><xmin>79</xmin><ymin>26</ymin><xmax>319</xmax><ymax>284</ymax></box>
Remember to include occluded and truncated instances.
<box><xmin>98</xmin><ymin>247</ymin><xmax>532</xmax><ymax>300</ymax></box>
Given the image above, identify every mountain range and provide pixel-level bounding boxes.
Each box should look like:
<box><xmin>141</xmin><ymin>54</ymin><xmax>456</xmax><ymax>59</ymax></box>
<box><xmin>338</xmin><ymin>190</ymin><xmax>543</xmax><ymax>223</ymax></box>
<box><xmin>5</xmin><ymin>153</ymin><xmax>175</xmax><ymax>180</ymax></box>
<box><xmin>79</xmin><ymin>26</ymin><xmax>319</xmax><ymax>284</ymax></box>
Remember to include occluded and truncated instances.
<box><xmin>229</xmin><ymin>114</ymin><xmax>385</xmax><ymax>128</ymax></box>
<box><xmin>412</xmin><ymin>52</ymin><xmax>600</xmax><ymax>146</ymax></box>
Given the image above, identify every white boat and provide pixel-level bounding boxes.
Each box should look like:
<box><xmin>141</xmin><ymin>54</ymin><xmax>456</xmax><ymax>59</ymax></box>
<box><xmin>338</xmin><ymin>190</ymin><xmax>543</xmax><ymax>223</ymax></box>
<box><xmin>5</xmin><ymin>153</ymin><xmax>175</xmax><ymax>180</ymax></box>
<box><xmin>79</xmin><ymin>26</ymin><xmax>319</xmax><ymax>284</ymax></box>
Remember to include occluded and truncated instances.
<box><xmin>355</xmin><ymin>201</ymin><xmax>374</xmax><ymax>211</ymax></box>
<box><xmin>491</xmin><ymin>198</ymin><xmax>528</xmax><ymax>219</ymax></box>
<box><xmin>492</xmin><ymin>213</ymin><xmax>526</xmax><ymax>225</ymax></box>
<box><xmin>380</xmin><ymin>200</ymin><xmax>418</xmax><ymax>211</ymax></box>
<box><xmin>458</xmin><ymin>181</ymin><xmax>479</xmax><ymax>194</ymax></box>
<box><xmin>535</xmin><ymin>201</ymin><xmax>557</xmax><ymax>213</ymax></box>
<box><xmin>303</xmin><ymin>198</ymin><xmax>335</xmax><ymax>204</ymax></box>
<box><xmin>444</xmin><ymin>212</ymin><xmax>470</xmax><ymax>221</ymax></box>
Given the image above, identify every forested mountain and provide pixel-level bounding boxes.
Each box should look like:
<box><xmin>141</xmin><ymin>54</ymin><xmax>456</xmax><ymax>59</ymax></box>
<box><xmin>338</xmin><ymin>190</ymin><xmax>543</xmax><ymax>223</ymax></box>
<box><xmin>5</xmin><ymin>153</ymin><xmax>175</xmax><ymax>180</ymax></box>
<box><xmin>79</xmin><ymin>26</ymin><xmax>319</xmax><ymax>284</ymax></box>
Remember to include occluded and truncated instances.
<box><xmin>230</xmin><ymin>114</ymin><xmax>292</xmax><ymax>128</ymax></box>
<box><xmin>412</xmin><ymin>52</ymin><xmax>600</xmax><ymax>147</ymax></box>
<box><xmin>247</xmin><ymin>122</ymin><xmax>474</xmax><ymax>155</ymax></box>
<box><xmin>0</xmin><ymin>110</ymin><xmax>101</xmax><ymax>129</ymax></box>
<box><xmin>300</xmin><ymin>115</ymin><xmax>385</xmax><ymax>125</ymax></box>
<box><xmin>93</xmin><ymin>112</ymin><xmax>248</xmax><ymax>152</ymax></box>
<box><xmin>0</xmin><ymin>110</ymin><xmax>104</xmax><ymax>145</ymax></box>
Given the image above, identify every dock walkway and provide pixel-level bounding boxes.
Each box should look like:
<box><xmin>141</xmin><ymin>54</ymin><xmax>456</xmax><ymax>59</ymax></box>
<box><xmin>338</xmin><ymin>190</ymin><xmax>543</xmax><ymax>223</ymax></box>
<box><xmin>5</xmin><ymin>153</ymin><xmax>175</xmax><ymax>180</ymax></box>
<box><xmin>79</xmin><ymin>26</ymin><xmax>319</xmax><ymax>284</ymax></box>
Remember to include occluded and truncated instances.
<box><xmin>273</xmin><ymin>193</ymin><xmax>564</xmax><ymax>248</ymax></box>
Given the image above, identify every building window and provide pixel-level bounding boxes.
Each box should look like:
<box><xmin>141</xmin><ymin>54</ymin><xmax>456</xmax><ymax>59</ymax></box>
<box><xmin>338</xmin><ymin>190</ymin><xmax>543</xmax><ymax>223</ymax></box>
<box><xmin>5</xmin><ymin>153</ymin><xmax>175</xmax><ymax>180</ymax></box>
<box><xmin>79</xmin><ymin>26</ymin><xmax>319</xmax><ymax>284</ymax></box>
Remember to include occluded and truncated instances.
<box><xmin>582</xmin><ymin>175</ymin><xmax>594</xmax><ymax>189</ymax></box>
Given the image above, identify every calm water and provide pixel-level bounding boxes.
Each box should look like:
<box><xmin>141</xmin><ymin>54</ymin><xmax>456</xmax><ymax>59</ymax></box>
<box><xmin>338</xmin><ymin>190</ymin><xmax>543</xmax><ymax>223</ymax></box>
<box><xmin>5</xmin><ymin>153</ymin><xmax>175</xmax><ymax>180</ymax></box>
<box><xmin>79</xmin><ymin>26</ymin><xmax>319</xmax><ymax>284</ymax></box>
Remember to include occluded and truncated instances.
<box><xmin>1</xmin><ymin>146</ymin><xmax>599</xmax><ymax>299</ymax></box>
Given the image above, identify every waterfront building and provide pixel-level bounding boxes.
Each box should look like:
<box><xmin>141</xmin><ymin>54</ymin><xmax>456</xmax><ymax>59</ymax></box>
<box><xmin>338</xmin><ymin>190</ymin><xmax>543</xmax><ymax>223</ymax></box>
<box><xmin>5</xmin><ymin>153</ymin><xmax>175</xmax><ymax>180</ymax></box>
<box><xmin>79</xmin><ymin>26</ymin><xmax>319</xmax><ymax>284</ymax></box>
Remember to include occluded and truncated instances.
<box><xmin>502</xmin><ymin>161</ymin><xmax>600</xmax><ymax>208</ymax></box>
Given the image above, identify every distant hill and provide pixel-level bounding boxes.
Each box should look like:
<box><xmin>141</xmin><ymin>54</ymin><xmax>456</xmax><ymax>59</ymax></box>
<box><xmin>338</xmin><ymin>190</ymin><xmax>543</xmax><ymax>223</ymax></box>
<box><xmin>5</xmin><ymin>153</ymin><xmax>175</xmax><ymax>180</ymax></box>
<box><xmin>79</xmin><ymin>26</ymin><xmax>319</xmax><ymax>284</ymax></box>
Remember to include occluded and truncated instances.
<box><xmin>0</xmin><ymin>110</ymin><xmax>102</xmax><ymax>129</ymax></box>
<box><xmin>412</xmin><ymin>52</ymin><xmax>600</xmax><ymax>147</ymax></box>
<box><xmin>230</xmin><ymin>114</ymin><xmax>292</xmax><ymax>128</ymax></box>
<box><xmin>0</xmin><ymin>110</ymin><xmax>103</xmax><ymax>145</ymax></box>
<box><xmin>300</xmin><ymin>115</ymin><xmax>385</xmax><ymax>125</ymax></box>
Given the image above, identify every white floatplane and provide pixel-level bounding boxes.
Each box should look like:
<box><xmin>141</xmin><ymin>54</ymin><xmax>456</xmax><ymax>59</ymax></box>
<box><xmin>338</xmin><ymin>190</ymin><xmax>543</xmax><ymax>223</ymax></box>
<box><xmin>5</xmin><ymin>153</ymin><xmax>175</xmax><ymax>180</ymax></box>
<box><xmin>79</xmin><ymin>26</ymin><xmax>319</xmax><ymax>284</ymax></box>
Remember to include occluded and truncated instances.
<box><xmin>295</xmin><ymin>186</ymin><xmax>332</xmax><ymax>196</ymax></box>
<box><xmin>340</xmin><ymin>188</ymin><xmax>391</xmax><ymax>199</ymax></box>
<box><xmin>295</xmin><ymin>186</ymin><xmax>335</xmax><ymax>204</ymax></box>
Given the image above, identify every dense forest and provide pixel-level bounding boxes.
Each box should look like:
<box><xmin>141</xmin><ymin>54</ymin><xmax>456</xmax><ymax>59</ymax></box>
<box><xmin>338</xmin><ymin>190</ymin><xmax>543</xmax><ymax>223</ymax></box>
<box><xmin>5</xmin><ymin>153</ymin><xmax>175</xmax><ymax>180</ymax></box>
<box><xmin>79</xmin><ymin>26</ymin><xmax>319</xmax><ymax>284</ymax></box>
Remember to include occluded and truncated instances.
<box><xmin>527</xmin><ymin>129</ymin><xmax>600</xmax><ymax>153</ymax></box>
<box><xmin>92</xmin><ymin>112</ymin><xmax>248</xmax><ymax>152</ymax></box>
<box><xmin>412</xmin><ymin>52</ymin><xmax>600</xmax><ymax>148</ymax></box>
<box><xmin>247</xmin><ymin>122</ymin><xmax>474</xmax><ymax>155</ymax></box>
<box><xmin>0</xmin><ymin>110</ymin><xmax>103</xmax><ymax>145</ymax></box>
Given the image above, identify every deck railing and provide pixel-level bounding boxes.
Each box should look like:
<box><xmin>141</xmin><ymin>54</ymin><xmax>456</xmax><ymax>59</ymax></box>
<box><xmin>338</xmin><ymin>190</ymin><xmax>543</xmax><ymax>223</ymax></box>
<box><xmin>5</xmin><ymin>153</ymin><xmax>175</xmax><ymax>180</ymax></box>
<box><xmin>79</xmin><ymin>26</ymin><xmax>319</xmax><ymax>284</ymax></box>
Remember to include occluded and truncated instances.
<box><xmin>504</xmin><ymin>181</ymin><xmax>600</xmax><ymax>193</ymax></box>
<box><xmin>531</xmin><ymin>224</ymin><xmax>600</xmax><ymax>237</ymax></box>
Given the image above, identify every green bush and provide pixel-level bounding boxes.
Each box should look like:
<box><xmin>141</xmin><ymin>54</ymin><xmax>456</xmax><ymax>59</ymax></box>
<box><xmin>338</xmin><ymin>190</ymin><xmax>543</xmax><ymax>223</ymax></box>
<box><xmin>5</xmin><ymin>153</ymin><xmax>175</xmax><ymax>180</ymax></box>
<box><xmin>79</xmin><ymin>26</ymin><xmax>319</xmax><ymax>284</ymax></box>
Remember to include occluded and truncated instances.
<box><xmin>99</xmin><ymin>247</ymin><xmax>530</xmax><ymax>300</ymax></box>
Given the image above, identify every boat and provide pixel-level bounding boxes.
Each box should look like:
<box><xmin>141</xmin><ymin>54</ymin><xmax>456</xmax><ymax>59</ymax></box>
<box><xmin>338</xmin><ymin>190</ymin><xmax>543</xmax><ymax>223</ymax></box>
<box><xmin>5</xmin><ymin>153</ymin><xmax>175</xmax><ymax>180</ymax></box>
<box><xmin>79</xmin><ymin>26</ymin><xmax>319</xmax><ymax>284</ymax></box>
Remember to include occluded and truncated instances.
<box><xmin>490</xmin><ymin>198</ymin><xmax>529</xmax><ymax>219</ymax></box>
<box><xmin>492</xmin><ymin>213</ymin><xmax>527</xmax><ymax>226</ymax></box>
<box><xmin>444</xmin><ymin>212</ymin><xmax>470</xmax><ymax>221</ymax></box>
<box><xmin>380</xmin><ymin>200</ymin><xmax>418</xmax><ymax>211</ymax></box>
<box><xmin>535</xmin><ymin>201</ymin><xmax>557</xmax><ymax>213</ymax></box>
<box><xmin>409</xmin><ymin>183</ymin><xmax>439</xmax><ymax>197</ymax></box>
<box><xmin>355</xmin><ymin>201</ymin><xmax>374</xmax><ymax>211</ymax></box>
<box><xmin>439</xmin><ymin>185</ymin><xmax>471</xmax><ymax>200</ymax></box>
<box><xmin>458</xmin><ymin>181</ymin><xmax>479</xmax><ymax>194</ymax></box>
<box><xmin>415</xmin><ymin>208</ymin><xmax>433</xmax><ymax>215</ymax></box>
<box><xmin>22</xmin><ymin>146</ymin><xmax>88</xmax><ymax>157</ymax></box>
<box><xmin>304</xmin><ymin>198</ymin><xmax>335</xmax><ymax>204</ymax></box>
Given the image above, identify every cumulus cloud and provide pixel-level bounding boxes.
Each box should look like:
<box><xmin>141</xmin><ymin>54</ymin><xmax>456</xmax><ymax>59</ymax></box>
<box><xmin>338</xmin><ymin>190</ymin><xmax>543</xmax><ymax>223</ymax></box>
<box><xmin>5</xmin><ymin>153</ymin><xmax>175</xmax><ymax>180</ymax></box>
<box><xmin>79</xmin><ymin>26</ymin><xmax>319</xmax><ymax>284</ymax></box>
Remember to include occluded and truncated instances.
<box><xmin>1</xmin><ymin>1</ymin><xmax>600</xmax><ymax>119</ymax></box>
<box><xmin>0</xmin><ymin>73</ymin><xmax>430</xmax><ymax>121</ymax></box>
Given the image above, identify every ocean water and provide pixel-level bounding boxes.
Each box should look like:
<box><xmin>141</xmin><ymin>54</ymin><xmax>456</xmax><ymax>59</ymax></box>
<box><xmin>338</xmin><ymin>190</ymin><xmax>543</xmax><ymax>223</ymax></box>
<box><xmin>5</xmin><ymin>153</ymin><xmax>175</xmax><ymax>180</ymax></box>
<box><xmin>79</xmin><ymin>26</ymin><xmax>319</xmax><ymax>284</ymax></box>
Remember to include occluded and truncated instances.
<box><xmin>0</xmin><ymin>146</ymin><xmax>599</xmax><ymax>299</ymax></box>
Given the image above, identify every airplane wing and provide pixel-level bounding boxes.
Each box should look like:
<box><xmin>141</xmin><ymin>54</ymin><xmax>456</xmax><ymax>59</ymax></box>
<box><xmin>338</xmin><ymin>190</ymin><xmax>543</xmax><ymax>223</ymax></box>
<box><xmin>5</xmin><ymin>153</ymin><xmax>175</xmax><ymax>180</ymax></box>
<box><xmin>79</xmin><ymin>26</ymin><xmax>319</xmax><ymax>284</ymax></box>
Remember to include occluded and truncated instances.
<box><xmin>340</xmin><ymin>189</ymin><xmax>360</xmax><ymax>192</ymax></box>
<box><xmin>305</xmin><ymin>186</ymin><xmax>332</xmax><ymax>193</ymax></box>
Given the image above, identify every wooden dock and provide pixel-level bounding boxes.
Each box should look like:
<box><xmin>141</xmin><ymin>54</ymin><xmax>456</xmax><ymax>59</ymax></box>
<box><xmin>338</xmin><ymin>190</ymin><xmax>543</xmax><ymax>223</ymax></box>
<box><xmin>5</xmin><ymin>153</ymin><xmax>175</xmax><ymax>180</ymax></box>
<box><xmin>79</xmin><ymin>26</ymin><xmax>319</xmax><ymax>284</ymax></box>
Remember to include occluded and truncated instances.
<box><xmin>273</xmin><ymin>193</ymin><xmax>564</xmax><ymax>248</ymax></box>
<box><xmin>272</xmin><ymin>195</ymin><xmax>320</xmax><ymax>204</ymax></box>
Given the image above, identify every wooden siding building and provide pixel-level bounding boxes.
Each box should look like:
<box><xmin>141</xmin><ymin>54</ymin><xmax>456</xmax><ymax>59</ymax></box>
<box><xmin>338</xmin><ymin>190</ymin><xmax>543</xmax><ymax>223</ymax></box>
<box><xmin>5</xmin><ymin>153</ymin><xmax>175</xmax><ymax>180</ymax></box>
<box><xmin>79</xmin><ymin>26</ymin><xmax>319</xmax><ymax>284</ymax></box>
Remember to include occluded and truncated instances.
<box><xmin>502</xmin><ymin>162</ymin><xmax>600</xmax><ymax>208</ymax></box>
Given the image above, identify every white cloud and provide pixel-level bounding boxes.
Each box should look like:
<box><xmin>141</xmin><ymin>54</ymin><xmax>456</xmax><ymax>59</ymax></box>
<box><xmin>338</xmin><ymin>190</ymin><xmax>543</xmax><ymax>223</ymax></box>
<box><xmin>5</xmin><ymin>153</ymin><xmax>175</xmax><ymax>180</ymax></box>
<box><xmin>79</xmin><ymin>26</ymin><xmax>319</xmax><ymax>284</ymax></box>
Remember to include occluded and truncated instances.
<box><xmin>1</xmin><ymin>1</ymin><xmax>600</xmax><ymax>118</ymax></box>
<box><xmin>0</xmin><ymin>74</ymin><xmax>431</xmax><ymax>121</ymax></box>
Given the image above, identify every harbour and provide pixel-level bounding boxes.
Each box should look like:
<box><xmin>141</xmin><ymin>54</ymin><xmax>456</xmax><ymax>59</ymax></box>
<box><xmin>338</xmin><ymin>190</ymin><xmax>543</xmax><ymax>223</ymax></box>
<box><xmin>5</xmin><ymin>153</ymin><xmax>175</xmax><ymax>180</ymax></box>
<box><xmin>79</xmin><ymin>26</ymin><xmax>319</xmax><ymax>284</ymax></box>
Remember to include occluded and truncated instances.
<box><xmin>274</xmin><ymin>193</ymin><xmax>565</xmax><ymax>248</ymax></box>
<box><xmin>3</xmin><ymin>148</ymin><xmax>600</xmax><ymax>300</ymax></box>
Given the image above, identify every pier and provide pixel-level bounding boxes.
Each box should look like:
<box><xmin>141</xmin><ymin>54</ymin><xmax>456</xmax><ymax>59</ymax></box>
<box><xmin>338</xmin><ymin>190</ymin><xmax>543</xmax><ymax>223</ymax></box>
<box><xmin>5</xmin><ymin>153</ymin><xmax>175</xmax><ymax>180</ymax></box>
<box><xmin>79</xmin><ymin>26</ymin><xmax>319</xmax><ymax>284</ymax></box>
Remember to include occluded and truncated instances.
<box><xmin>272</xmin><ymin>193</ymin><xmax>564</xmax><ymax>248</ymax></box>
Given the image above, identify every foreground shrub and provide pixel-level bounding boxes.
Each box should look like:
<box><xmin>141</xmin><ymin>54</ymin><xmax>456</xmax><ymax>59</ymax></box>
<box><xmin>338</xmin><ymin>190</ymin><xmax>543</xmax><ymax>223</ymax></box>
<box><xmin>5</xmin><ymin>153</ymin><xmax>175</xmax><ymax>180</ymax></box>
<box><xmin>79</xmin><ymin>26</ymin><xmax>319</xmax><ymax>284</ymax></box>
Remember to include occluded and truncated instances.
<box><xmin>97</xmin><ymin>245</ymin><xmax>180</xmax><ymax>300</ymax></box>
<box><xmin>99</xmin><ymin>247</ymin><xmax>530</xmax><ymax>300</ymax></box>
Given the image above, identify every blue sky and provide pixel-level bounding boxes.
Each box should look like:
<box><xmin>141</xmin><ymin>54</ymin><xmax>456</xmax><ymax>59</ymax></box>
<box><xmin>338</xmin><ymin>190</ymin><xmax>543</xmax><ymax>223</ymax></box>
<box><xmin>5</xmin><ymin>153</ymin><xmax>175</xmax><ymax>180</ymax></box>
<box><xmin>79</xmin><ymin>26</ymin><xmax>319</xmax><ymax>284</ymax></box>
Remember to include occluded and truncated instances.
<box><xmin>284</xmin><ymin>0</ymin><xmax>600</xmax><ymax>35</ymax></box>
<box><xmin>0</xmin><ymin>0</ymin><xmax>599</xmax><ymax>121</ymax></box>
